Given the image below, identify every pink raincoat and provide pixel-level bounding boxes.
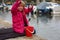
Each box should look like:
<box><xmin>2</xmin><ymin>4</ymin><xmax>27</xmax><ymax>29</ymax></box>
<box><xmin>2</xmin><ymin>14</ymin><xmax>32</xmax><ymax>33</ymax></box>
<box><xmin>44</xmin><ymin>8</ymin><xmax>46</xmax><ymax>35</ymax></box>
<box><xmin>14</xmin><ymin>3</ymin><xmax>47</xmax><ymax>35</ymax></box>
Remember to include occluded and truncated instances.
<box><xmin>11</xmin><ymin>0</ymin><xmax>31</xmax><ymax>34</ymax></box>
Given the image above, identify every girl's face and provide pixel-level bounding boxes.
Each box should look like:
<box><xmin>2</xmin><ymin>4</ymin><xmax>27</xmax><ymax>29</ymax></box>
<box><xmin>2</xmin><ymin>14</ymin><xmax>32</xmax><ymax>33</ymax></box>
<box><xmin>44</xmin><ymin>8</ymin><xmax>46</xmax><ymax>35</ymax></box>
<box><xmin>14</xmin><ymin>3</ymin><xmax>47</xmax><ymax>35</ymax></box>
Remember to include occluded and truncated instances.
<box><xmin>18</xmin><ymin>4</ymin><xmax>24</xmax><ymax>11</ymax></box>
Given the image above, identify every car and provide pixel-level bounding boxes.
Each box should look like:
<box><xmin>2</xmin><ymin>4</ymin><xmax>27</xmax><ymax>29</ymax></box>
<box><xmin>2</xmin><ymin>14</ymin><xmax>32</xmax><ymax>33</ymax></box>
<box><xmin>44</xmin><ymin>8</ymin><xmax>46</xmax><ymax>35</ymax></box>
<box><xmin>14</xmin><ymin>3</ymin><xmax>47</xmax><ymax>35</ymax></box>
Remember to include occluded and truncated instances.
<box><xmin>0</xmin><ymin>3</ymin><xmax>3</xmax><ymax>11</ymax></box>
<box><xmin>37</xmin><ymin>2</ymin><xmax>60</xmax><ymax>16</ymax></box>
<box><xmin>46</xmin><ymin>2</ymin><xmax>60</xmax><ymax>14</ymax></box>
<box><xmin>0</xmin><ymin>3</ymin><xmax>7</xmax><ymax>11</ymax></box>
<box><xmin>0</xmin><ymin>3</ymin><xmax>3</xmax><ymax>7</ymax></box>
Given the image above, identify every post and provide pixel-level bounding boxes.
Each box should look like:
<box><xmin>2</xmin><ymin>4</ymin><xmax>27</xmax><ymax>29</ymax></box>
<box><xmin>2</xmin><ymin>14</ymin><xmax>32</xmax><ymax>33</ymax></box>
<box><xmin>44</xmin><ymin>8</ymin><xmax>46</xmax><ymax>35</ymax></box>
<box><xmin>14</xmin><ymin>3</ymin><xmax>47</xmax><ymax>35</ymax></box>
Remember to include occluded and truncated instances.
<box><xmin>2</xmin><ymin>0</ymin><xmax>4</xmax><ymax>13</ymax></box>
<box><xmin>36</xmin><ymin>0</ymin><xmax>40</xmax><ymax>5</ymax></box>
<box><xmin>52</xmin><ymin>0</ymin><xmax>55</xmax><ymax>2</ymax></box>
<box><xmin>36</xmin><ymin>0</ymin><xmax>40</xmax><ymax>24</ymax></box>
<box><xmin>11</xmin><ymin>0</ymin><xmax>12</xmax><ymax>4</ymax></box>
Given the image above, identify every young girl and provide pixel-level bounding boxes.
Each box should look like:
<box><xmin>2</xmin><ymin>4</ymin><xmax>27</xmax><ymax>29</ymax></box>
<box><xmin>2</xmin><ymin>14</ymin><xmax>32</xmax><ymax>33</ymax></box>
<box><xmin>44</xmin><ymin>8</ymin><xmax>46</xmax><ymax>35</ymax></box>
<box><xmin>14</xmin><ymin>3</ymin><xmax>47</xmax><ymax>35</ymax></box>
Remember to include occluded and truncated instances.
<box><xmin>11</xmin><ymin>0</ymin><xmax>33</xmax><ymax>35</ymax></box>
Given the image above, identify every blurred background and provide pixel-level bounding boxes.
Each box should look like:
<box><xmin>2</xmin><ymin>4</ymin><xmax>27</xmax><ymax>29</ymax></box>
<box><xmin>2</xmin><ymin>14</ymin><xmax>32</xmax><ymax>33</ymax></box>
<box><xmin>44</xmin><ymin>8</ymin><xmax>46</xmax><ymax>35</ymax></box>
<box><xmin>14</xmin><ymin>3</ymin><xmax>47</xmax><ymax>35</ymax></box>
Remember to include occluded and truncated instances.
<box><xmin>0</xmin><ymin>0</ymin><xmax>60</xmax><ymax>40</ymax></box>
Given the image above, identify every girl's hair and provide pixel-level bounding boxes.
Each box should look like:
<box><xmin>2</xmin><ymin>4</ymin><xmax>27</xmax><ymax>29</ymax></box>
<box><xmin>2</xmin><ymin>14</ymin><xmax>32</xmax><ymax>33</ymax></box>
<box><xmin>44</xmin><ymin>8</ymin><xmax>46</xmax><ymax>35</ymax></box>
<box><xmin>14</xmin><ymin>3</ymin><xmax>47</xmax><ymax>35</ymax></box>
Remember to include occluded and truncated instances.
<box><xmin>20</xmin><ymin>1</ymin><xmax>25</xmax><ymax>7</ymax></box>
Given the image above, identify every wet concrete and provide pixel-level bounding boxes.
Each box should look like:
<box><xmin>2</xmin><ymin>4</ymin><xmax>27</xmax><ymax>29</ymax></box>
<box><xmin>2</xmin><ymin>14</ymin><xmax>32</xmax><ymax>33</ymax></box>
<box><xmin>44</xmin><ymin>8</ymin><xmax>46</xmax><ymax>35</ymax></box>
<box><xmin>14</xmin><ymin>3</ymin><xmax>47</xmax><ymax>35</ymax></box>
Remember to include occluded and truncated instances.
<box><xmin>30</xmin><ymin>15</ymin><xmax>60</xmax><ymax>40</ymax></box>
<box><xmin>0</xmin><ymin>11</ymin><xmax>60</xmax><ymax>40</ymax></box>
<box><xmin>0</xmin><ymin>11</ymin><xmax>46</xmax><ymax>40</ymax></box>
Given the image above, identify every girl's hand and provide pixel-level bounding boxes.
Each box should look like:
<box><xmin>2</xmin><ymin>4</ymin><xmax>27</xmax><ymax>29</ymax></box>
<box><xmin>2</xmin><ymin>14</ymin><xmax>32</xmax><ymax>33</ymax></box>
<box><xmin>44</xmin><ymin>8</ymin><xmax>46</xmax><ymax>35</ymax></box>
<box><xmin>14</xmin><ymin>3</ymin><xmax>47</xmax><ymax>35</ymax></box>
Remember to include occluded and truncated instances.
<box><xmin>29</xmin><ymin>5</ymin><xmax>32</xmax><ymax>8</ymax></box>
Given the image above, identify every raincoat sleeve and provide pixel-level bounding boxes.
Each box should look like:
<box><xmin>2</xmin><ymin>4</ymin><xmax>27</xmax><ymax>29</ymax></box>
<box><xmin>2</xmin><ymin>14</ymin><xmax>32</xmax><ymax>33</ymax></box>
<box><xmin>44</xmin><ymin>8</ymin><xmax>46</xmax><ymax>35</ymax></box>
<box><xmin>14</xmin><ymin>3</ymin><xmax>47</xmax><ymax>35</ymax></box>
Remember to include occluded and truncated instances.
<box><xmin>24</xmin><ymin>7</ymin><xmax>33</xmax><ymax>14</ymax></box>
<box><xmin>11</xmin><ymin>1</ymin><xmax>21</xmax><ymax>14</ymax></box>
<box><xmin>24</xmin><ymin>8</ymin><xmax>29</xmax><ymax>14</ymax></box>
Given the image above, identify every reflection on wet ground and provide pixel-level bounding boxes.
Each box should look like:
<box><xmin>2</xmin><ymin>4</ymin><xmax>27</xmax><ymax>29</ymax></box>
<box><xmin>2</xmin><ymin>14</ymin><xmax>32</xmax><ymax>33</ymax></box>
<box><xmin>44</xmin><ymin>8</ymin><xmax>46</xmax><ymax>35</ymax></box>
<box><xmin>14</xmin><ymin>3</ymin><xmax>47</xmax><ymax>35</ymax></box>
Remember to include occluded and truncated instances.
<box><xmin>0</xmin><ymin>11</ymin><xmax>60</xmax><ymax>40</ymax></box>
<box><xmin>34</xmin><ymin>15</ymin><xmax>60</xmax><ymax>40</ymax></box>
<box><xmin>38</xmin><ymin>15</ymin><xmax>53</xmax><ymax>24</ymax></box>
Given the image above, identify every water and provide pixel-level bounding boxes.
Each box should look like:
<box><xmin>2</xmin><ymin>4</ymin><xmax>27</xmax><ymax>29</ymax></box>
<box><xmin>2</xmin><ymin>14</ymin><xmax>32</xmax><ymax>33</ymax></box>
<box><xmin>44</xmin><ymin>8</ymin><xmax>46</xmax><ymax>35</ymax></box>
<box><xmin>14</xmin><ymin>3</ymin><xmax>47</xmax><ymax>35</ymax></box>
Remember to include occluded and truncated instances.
<box><xmin>0</xmin><ymin>11</ymin><xmax>60</xmax><ymax>40</ymax></box>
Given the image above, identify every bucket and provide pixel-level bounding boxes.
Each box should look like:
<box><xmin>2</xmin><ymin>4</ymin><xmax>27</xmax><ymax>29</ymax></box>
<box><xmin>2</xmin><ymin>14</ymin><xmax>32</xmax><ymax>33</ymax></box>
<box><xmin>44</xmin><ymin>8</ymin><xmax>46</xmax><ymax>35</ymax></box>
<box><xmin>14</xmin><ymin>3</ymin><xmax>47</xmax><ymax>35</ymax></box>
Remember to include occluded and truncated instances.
<box><xmin>25</xmin><ymin>26</ymin><xmax>34</xmax><ymax>37</ymax></box>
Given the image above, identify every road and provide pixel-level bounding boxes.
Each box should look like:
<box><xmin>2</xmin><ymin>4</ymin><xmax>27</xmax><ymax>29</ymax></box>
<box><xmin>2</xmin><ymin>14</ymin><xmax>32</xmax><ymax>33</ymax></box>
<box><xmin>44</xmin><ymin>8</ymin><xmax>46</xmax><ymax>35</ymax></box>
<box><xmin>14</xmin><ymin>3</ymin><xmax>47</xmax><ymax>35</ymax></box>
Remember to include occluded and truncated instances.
<box><xmin>0</xmin><ymin>11</ymin><xmax>60</xmax><ymax>40</ymax></box>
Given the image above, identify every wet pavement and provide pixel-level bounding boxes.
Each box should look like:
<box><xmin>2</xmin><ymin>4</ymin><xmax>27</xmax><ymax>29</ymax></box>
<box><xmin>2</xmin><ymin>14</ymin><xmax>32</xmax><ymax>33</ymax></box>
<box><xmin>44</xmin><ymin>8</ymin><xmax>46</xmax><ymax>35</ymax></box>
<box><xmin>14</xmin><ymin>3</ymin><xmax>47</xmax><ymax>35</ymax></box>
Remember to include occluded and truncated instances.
<box><xmin>0</xmin><ymin>11</ymin><xmax>60</xmax><ymax>40</ymax></box>
<box><xmin>30</xmin><ymin>15</ymin><xmax>60</xmax><ymax>40</ymax></box>
<box><xmin>27</xmin><ymin>14</ymin><xmax>60</xmax><ymax>40</ymax></box>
